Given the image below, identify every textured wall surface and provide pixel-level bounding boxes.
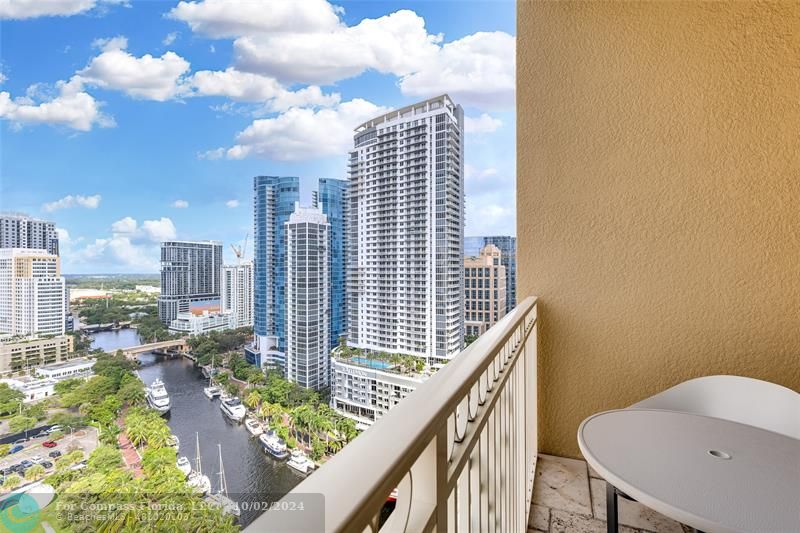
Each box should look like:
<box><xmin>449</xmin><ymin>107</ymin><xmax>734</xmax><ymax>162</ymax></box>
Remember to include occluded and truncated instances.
<box><xmin>517</xmin><ymin>1</ymin><xmax>800</xmax><ymax>458</ymax></box>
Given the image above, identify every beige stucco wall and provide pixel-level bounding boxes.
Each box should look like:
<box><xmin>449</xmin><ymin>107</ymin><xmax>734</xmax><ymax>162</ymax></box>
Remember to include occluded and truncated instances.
<box><xmin>517</xmin><ymin>1</ymin><xmax>800</xmax><ymax>458</ymax></box>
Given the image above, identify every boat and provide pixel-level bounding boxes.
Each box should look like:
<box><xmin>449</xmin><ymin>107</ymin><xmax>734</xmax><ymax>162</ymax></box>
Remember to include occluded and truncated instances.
<box><xmin>220</xmin><ymin>390</ymin><xmax>232</xmax><ymax>402</ymax></box>
<box><xmin>186</xmin><ymin>432</ymin><xmax>211</xmax><ymax>495</ymax></box>
<box><xmin>286</xmin><ymin>449</ymin><xmax>315</xmax><ymax>475</ymax></box>
<box><xmin>204</xmin><ymin>385</ymin><xmax>221</xmax><ymax>399</ymax></box>
<box><xmin>259</xmin><ymin>430</ymin><xmax>289</xmax><ymax>460</ymax></box>
<box><xmin>244</xmin><ymin>418</ymin><xmax>263</xmax><ymax>436</ymax></box>
<box><xmin>145</xmin><ymin>378</ymin><xmax>171</xmax><ymax>415</ymax></box>
<box><xmin>220</xmin><ymin>397</ymin><xmax>246</xmax><ymax>423</ymax></box>
<box><xmin>205</xmin><ymin>444</ymin><xmax>241</xmax><ymax>518</ymax></box>
<box><xmin>167</xmin><ymin>435</ymin><xmax>179</xmax><ymax>453</ymax></box>
<box><xmin>176</xmin><ymin>456</ymin><xmax>191</xmax><ymax>478</ymax></box>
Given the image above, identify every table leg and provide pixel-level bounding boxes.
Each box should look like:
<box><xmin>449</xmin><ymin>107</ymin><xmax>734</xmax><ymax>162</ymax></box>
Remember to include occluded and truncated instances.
<box><xmin>606</xmin><ymin>482</ymin><xmax>619</xmax><ymax>533</ymax></box>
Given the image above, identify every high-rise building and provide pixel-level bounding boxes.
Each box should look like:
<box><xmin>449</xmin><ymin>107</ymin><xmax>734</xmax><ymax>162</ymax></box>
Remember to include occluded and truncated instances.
<box><xmin>157</xmin><ymin>240</ymin><xmax>223</xmax><ymax>324</ymax></box>
<box><xmin>0</xmin><ymin>249</ymin><xmax>66</xmax><ymax>336</ymax></box>
<box><xmin>286</xmin><ymin>205</ymin><xmax>330</xmax><ymax>390</ymax></box>
<box><xmin>464</xmin><ymin>236</ymin><xmax>517</xmax><ymax>312</ymax></box>
<box><xmin>221</xmin><ymin>262</ymin><xmax>253</xmax><ymax>329</ymax></box>
<box><xmin>248</xmin><ymin>176</ymin><xmax>299</xmax><ymax>369</ymax></box>
<box><xmin>312</xmin><ymin>178</ymin><xmax>348</xmax><ymax>350</ymax></box>
<box><xmin>464</xmin><ymin>244</ymin><xmax>507</xmax><ymax>337</ymax></box>
<box><xmin>0</xmin><ymin>213</ymin><xmax>59</xmax><ymax>256</ymax></box>
<box><xmin>347</xmin><ymin>95</ymin><xmax>465</xmax><ymax>365</ymax></box>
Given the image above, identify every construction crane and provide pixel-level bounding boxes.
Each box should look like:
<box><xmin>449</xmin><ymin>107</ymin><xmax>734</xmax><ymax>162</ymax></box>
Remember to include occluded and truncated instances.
<box><xmin>230</xmin><ymin>233</ymin><xmax>249</xmax><ymax>264</ymax></box>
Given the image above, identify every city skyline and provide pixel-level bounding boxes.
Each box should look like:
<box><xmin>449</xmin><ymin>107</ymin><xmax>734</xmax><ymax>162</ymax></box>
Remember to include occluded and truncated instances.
<box><xmin>0</xmin><ymin>0</ymin><xmax>516</xmax><ymax>274</ymax></box>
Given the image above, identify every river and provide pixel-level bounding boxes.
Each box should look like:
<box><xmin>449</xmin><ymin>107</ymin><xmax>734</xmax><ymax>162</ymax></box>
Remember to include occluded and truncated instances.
<box><xmin>90</xmin><ymin>328</ymin><xmax>302</xmax><ymax>527</ymax></box>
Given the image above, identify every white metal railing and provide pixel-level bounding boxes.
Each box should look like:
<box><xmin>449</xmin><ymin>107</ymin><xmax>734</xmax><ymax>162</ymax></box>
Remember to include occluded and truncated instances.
<box><xmin>249</xmin><ymin>297</ymin><xmax>538</xmax><ymax>532</ymax></box>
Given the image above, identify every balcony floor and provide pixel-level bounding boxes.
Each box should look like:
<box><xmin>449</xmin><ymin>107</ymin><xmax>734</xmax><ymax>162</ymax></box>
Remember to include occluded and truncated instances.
<box><xmin>529</xmin><ymin>454</ymin><xmax>693</xmax><ymax>533</ymax></box>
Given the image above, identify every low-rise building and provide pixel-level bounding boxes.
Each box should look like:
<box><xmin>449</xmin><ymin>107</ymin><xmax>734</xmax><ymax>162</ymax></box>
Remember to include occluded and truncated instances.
<box><xmin>0</xmin><ymin>377</ymin><xmax>57</xmax><ymax>403</ymax></box>
<box><xmin>330</xmin><ymin>350</ymin><xmax>429</xmax><ymax>429</ymax></box>
<box><xmin>168</xmin><ymin>310</ymin><xmax>232</xmax><ymax>336</ymax></box>
<box><xmin>34</xmin><ymin>357</ymin><xmax>95</xmax><ymax>380</ymax></box>
<box><xmin>0</xmin><ymin>334</ymin><xmax>74</xmax><ymax>375</ymax></box>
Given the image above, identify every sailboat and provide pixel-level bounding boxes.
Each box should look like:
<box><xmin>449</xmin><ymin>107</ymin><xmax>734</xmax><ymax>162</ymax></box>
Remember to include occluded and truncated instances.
<box><xmin>203</xmin><ymin>354</ymin><xmax>222</xmax><ymax>399</ymax></box>
<box><xmin>205</xmin><ymin>443</ymin><xmax>241</xmax><ymax>517</ymax></box>
<box><xmin>186</xmin><ymin>432</ymin><xmax>211</xmax><ymax>495</ymax></box>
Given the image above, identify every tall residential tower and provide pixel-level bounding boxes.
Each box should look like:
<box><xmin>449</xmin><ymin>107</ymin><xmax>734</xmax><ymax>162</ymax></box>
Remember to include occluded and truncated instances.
<box><xmin>0</xmin><ymin>213</ymin><xmax>59</xmax><ymax>256</ymax></box>
<box><xmin>0</xmin><ymin>249</ymin><xmax>65</xmax><ymax>336</ymax></box>
<box><xmin>248</xmin><ymin>176</ymin><xmax>299</xmax><ymax>369</ymax></box>
<box><xmin>312</xmin><ymin>178</ymin><xmax>348</xmax><ymax>349</ymax></box>
<box><xmin>157</xmin><ymin>240</ymin><xmax>223</xmax><ymax>324</ymax></box>
<box><xmin>221</xmin><ymin>261</ymin><xmax>253</xmax><ymax>329</ymax></box>
<box><xmin>347</xmin><ymin>95</ymin><xmax>465</xmax><ymax>364</ymax></box>
<box><xmin>286</xmin><ymin>205</ymin><xmax>330</xmax><ymax>390</ymax></box>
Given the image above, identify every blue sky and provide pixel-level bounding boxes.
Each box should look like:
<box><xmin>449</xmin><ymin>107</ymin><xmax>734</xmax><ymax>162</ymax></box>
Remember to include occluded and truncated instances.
<box><xmin>0</xmin><ymin>0</ymin><xmax>516</xmax><ymax>274</ymax></box>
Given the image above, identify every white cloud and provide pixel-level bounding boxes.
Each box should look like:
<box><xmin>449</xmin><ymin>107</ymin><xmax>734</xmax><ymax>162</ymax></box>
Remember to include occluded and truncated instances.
<box><xmin>209</xmin><ymin>44</ymin><xmax>216</xmax><ymax>53</ymax></box>
<box><xmin>0</xmin><ymin>78</ymin><xmax>114</xmax><ymax>131</ymax></box>
<box><xmin>232</xmin><ymin>10</ymin><xmax>441</xmax><ymax>85</ymax></box>
<box><xmin>464</xmin><ymin>113</ymin><xmax>502</xmax><ymax>134</ymax></box>
<box><xmin>172</xmin><ymin>199</ymin><xmax>189</xmax><ymax>208</ymax></box>
<box><xmin>168</xmin><ymin>0</ymin><xmax>341</xmax><ymax>39</ymax></box>
<box><xmin>91</xmin><ymin>35</ymin><xmax>128</xmax><ymax>52</ymax></box>
<box><xmin>190</xmin><ymin>67</ymin><xmax>339</xmax><ymax>111</ymax></box>
<box><xmin>111</xmin><ymin>216</ymin><xmax>137</xmax><ymax>234</ymax></box>
<box><xmin>162</xmin><ymin>32</ymin><xmax>179</xmax><ymax>46</ymax></box>
<box><xmin>42</xmin><ymin>194</ymin><xmax>102</xmax><ymax>212</ymax></box>
<box><xmin>223</xmin><ymin>98</ymin><xmax>387</xmax><ymax>161</ymax></box>
<box><xmin>73</xmin><ymin>236</ymin><xmax>159</xmax><ymax>272</ymax></box>
<box><xmin>225</xmin><ymin>199</ymin><xmax>239</xmax><ymax>208</ymax></box>
<box><xmin>400</xmin><ymin>32</ymin><xmax>515</xmax><ymax>110</ymax></box>
<box><xmin>198</xmin><ymin>147</ymin><xmax>224</xmax><ymax>160</ymax></box>
<box><xmin>0</xmin><ymin>70</ymin><xmax>6</xmax><ymax>85</ymax></box>
<box><xmin>110</xmin><ymin>216</ymin><xmax>176</xmax><ymax>242</ymax></box>
<box><xmin>141</xmin><ymin>218</ymin><xmax>177</xmax><ymax>241</ymax></box>
<box><xmin>76</xmin><ymin>40</ymin><xmax>191</xmax><ymax>101</ymax></box>
<box><xmin>0</xmin><ymin>0</ymin><xmax>120</xmax><ymax>20</ymax></box>
<box><xmin>55</xmin><ymin>227</ymin><xmax>71</xmax><ymax>243</ymax></box>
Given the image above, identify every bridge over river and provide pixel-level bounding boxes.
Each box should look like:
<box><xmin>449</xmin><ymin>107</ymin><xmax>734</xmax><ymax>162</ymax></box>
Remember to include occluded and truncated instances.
<box><xmin>113</xmin><ymin>339</ymin><xmax>189</xmax><ymax>358</ymax></box>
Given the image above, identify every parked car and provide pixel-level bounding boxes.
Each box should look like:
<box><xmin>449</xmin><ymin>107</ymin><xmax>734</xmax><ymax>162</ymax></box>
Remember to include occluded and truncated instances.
<box><xmin>42</xmin><ymin>441</ymin><xmax>57</xmax><ymax>448</ymax></box>
<box><xmin>39</xmin><ymin>461</ymin><xmax>53</xmax><ymax>469</ymax></box>
<box><xmin>19</xmin><ymin>460</ymin><xmax>33</xmax><ymax>469</ymax></box>
<box><xmin>12</xmin><ymin>439</ymin><xmax>26</xmax><ymax>445</ymax></box>
<box><xmin>47</xmin><ymin>425</ymin><xmax>63</xmax><ymax>434</ymax></box>
<box><xmin>48</xmin><ymin>450</ymin><xmax>61</xmax><ymax>458</ymax></box>
<box><xmin>29</xmin><ymin>455</ymin><xmax>43</xmax><ymax>464</ymax></box>
<box><xmin>9</xmin><ymin>445</ymin><xmax>24</xmax><ymax>454</ymax></box>
<box><xmin>0</xmin><ymin>468</ymin><xmax>12</xmax><ymax>476</ymax></box>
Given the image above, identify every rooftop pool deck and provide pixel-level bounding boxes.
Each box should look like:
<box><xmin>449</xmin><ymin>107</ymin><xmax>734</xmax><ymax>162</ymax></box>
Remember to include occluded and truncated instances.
<box><xmin>348</xmin><ymin>356</ymin><xmax>395</xmax><ymax>370</ymax></box>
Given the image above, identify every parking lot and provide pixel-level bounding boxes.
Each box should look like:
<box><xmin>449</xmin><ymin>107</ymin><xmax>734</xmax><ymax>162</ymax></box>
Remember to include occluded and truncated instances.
<box><xmin>0</xmin><ymin>427</ymin><xmax>99</xmax><ymax>479</ymax></box>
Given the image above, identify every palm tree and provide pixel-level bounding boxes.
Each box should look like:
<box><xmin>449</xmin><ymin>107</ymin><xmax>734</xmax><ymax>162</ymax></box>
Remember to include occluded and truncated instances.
<box><xmin>244</xmin><ymin>390</ymin><xmax>261</xmax><ymax>411</ymax></box>
<box><xmin>126</xmin><ymin>420</ymin><xmax>147</xmax><ymax>448</ymax></box>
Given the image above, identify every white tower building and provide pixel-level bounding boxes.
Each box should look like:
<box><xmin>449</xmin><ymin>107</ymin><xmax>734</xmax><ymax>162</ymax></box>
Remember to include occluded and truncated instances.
<box><xmin>0</xmin><ymin>249</ymin><xmax>66</xmax><ymax>336</ymax></box>
<box><xmin>286</xmin><ymin>205</ymin><xmax>330</xmax><ymax>390</ymax></box>
<box><xmin>347</xmin><ymin>94</ymin><xmax>465</xmax><ymax>364</ymax></box>
<box><xmin>221</xmin><ymin>262</ymin><xmax>253</xmax><ymax>329</ymax></box>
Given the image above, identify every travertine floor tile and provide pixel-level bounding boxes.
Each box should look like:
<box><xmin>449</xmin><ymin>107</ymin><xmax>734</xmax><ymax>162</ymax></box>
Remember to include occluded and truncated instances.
<box><xmin>549</xmin><ymin>509</ymin><xmax>640</xmax><ymax>533</ymax></box>
<box><xmin>589</xmin><ymin>478</ymin><xmax>684</xmax><ymax>533</ymax></box>
<box><xmin>533</xmin><ymin>454</ymin><xmax>592</xmax><ymax>516</ymax></box>
<box><xmin>528</xmin><ymin>503</ymin><xmax>550</xmax><ymax>531</ymax></box>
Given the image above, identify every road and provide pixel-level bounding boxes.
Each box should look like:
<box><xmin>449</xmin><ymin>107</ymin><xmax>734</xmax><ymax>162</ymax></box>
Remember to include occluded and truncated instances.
<box><xmin>0</xmin><ymin>427</ymin><xmax>99</xmax><ymax>475</ymax></box>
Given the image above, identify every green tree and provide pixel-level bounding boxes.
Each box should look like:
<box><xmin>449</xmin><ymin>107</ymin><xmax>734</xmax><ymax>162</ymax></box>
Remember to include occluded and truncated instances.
<box><xmin>2</xmin><ymin>474</ymin><xmax>21</xmax><ymax>491</ymax></box>
<box><xmin>244</xmin><ymin>390</ymin><xmax>261</xmax><ymax>410</ymax></box>
<box><xmin>0</xmin><ymin>444</ymin><xmax>9</xmax><ymax>457</ymax></box>
<box><xmin>24</xmin><ymin>464</ymin><xmax>46</xmax><ymax>481</ymax></box>
<box><xmin>8</xmin><ymin>415</ymin><xmax>37</xmax><ymax>433</ymax></box>
<box><xmin>117</xmin><ymin>379</ymin><xmax>145</xmax><ymax>406</ymax></box>
<box><xmin>87</xmin><ymin>445</ymin><xmax>123</xmax><ymax>473</ymax></box>
<box><xmin>0</xmin><ymin>383</ymin><xmax>24</xmax><ymax>416</ymax></box>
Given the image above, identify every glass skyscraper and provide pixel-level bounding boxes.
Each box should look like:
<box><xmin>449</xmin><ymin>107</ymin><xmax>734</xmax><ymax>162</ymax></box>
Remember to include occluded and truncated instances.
<box><xmin>249</xmin><ymin>176</ymin><xmax>299</xmax><ymax>369</ymax></box>
<box><xmin>312</xmin><ymin>178</ymin><xmax>348</xmax><ymax>350</ymax></box>
<box><xmin>464</xmin><ymin>236</ymin><xmax>517</xmax><ymax>312</ymax></box>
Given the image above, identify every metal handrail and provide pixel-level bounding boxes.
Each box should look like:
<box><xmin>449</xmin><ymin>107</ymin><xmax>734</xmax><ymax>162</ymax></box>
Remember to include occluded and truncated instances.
<box><xmin>249</xmin><ymin>296</ymin><xmax>538</xmax><ymax>532</ymax></box>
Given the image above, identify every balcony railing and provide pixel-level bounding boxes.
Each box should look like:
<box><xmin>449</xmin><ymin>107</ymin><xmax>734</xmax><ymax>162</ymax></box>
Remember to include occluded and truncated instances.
<box><xmin>249</xmin><ymin>296</ymin><xmax>538</xmax><ymax>532</ymax></box>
